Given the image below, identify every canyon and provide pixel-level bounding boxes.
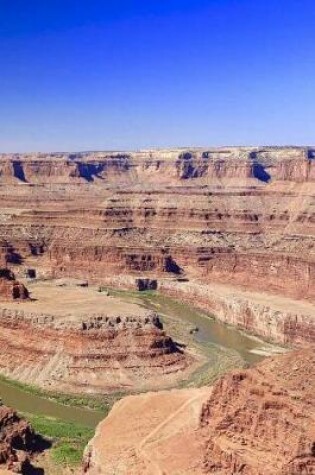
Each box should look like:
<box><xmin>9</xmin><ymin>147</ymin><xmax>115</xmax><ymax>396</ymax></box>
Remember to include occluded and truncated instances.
<box><xmin>0</xmin><ymin>146</ymin><xmax>314</xmax><ymax>473</ymax></box>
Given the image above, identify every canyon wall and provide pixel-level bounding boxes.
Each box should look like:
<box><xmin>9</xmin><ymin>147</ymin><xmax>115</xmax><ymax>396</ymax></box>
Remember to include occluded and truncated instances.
<box><xmin>0</xmin><ymin>146</ymin><xmax>314</xmax><ymax>344</ymax></box>
<box><xmin>0</xmin><ymin>146</ymin><xmax>314</xmax><ymax>184</ymax></box>
<box><xmin>200</xmin><ymin>348</ymin><xmax>315</xmax><ymax>474</ymax></box>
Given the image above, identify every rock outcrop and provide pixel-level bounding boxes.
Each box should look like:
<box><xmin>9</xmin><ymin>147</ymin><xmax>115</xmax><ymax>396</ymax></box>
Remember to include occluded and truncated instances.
<box><xmin>0</xmin><ymin>403</ymin><xmax>35</xmax><ymax>473</ymax></box>
<box><xmin>83</xmin><ymin>349</ymin><xmax>315</xmax><ymax>475</ymax></box>
<box><xmin>0</xmin><ymin>304</ymin><xmax>188</xmax><ymax>393</ymax></box>
<box><xmin>200</xmin><ymin>349</ymin><xmax>315</xmax><ymax>474</ymax></box>
<box><xmin>0</xmin><ymin>269</ymin><xmax>29</xmax><ymax>301</ymax></box>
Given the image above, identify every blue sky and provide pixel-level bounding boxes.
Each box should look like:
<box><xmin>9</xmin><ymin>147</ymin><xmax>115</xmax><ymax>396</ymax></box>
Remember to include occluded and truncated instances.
<box><xmin>0</xmin><ymin>0</ymin><xmax>314</xmax><ymax>152</ymax></box>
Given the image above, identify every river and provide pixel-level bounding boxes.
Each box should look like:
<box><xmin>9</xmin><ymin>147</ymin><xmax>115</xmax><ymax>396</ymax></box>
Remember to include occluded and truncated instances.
<box><xmin>0</xmin><ymin>292</ymin><xmax>277</xmax><ymax>427</ymax></box>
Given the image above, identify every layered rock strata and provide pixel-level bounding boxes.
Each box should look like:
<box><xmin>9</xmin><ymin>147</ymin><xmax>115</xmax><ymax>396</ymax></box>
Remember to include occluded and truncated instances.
<box><xmin>200</xmin><ymin>349</ymin><xmax>315</xmax><ymax>474</ymax></box>
<box><xmin>0</xmin><ymin>307</ymin><xmax>188</xmax><ymax>393</ymax></box>
<box><xmin>0</xmin><ymin>146</ymin><xmax>314</xmax><ymax>345</ymax></box>
<box><xmin>83</xmin><ymin>349</ymin><xmax>315</xmax><ymax>475</ymax></box>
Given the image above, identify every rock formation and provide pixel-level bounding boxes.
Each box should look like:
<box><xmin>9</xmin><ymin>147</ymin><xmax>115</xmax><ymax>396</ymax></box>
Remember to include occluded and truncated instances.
<box><xmin>0</xmin><ymin>269</ymin><xmax>29</xmax><ymax>301</ymax></box>
<box><xmin>83</xmin><ymin>349</ymin><xmax>315</xmax><ymax>475</ymax></box>
<box><xmin>0</xmin><ymin>403</ymin><xmax>35</xmax><ymax>473</ymax></box>
<box><xmin>0</xmin><ymin>304</ymin><xmax>188</xmax><ymax>393</ymax></box>
<box><xmin>200</xmin><ymin>349</ymin><xmax>315</xmax><ymax>474</ymax></box>
<box><xmin>0</xmin><ymin>147</ymin><xmax>313</xmax><ymax>472</ymax></box>
<box><xmin>0</xmin><ymin>147</ymin><xmax>313</xmax><ymax>344</ymax></box>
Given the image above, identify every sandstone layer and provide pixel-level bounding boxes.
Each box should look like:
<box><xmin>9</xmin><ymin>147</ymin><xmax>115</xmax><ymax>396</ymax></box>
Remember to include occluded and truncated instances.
<box><xmin>0</xmin><ymin>281</ymin><xmax>190</xmax><ymax>393</ymax></box>
<box><xmin>0</xmin><ymin>403</ymin><xmax>35</xmax><ymax>473</ymax></box>
<box><xmin>200</xmin><ymin>348</ymin><xmax>315</xmax><ymax>474</ymax></box>
<box><xmin>83</xmin><ymin>348</ymin><xmax>315</xmax><ymax>475</ymax></box>
<box><xmin>0</xmin><ymin>147</ymin><xmax>314</xmax><ymax>345</ymax></box>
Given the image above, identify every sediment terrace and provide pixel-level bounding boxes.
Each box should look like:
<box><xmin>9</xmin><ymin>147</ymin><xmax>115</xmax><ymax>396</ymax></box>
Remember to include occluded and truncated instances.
<box><xmin>0</xmin><ymin>146</ymin><xmax>313</xmax><ymax>346</ymax></box>
<box><xmin>0</xmin><ymin>281</ymin><xmax>190</xmax><ymax>393</ymax></box>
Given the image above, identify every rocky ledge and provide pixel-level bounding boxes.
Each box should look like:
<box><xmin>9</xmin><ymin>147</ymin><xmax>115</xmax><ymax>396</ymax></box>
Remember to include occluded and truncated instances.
<box><xmin>200</xmin><ymin>348</ymin><xmax>315</xmax><ymax>474</ymax></box>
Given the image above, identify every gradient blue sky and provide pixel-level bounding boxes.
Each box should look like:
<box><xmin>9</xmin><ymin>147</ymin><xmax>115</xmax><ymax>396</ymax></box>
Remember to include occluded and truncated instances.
<box><xmin>0</xmin><ymin>0</ymin><xmax>314</xmax><ymax>152</ymax></box>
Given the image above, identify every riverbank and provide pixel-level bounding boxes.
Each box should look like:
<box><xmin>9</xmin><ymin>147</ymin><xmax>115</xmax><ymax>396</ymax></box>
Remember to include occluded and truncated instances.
<box><xmin>23</xmin><ymin>413</ymin><xmax>94</xmax><ymax>473</ymax></box>
<box><xmin>0</xmin><ymin>374</ymin><xmax>112</xmax><ymax>426</ymax></box>
<box><xmin>101</xmin><ymin>288</ymin><xmax>286</xmax><ymax>361</ymax></box>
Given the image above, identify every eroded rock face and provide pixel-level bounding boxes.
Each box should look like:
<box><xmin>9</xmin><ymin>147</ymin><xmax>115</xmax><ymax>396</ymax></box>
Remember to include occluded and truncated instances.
<box><xmin>0</xmin><ymin>269</ymin><xmax>29</xmax><ymax>301</ymax></box>
<box><xmin>0</xmin><ymin>146</ymin><xmax>314</xmax><ymax>344</ymax></box>
<box><xmin>158</xmin><ymin>280</ymin><xmax>315</xmax><ymax>346</ymax></box>
<box><xmin>0</xmin><ymin>308</ymin><xmax>188</xmax><ymax>393</ymax></box>
<box><xmin>0</xmin><ymin>403</ymin><xmax>35</xmax><ymax>473</ymax></box>
<box><xmin>83</xmin><ymin>349</ymin><xmax>315</xmax><ymax>475</ymax></box>
<box><xmin>200</xmin><ymin>349</ymin><xmax>315</xmax><ymax>475</ymax></box>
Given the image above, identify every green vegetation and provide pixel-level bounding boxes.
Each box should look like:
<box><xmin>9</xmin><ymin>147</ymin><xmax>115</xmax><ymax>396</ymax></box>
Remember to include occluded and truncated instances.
<box><xmin>25</xmin><ymin>412</ymin><xmax>94</xmax><ymax>467</ymax></box>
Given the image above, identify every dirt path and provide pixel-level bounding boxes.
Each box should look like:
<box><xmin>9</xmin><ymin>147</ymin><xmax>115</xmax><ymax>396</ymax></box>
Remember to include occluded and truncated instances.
<box><xmin>85</xmin><ymin>387</ymin><xmax>210</xmax><ymax>475</ymax></box>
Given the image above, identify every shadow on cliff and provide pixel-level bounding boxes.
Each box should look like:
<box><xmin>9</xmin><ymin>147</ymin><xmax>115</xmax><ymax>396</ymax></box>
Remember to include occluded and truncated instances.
<box><xmin>5</xmin><ymin>246</ymin><xmax>23</xmax><ymax>265</ymax></box>
<box><xmin>76</xmin><ymin>162</ymin><xmax>106</xmax><ymax>182</ymax></box>
<box><xmin>165</xmin><ymin>257</ymin><xmax>183</xmax><ymax>275</ymax></box>
<box><xmin>252</xmin><ymin>163</ymin><xmax>271</xmax><ymax>183</ymax></box>
<box><xmin>249</xmin><ymin>152</ymin><xmax>271</xmax><ymax>183</ymax></box>
<box><xmin>13</xmin><ymin>161</ymin><xmax>27</xmax><ymax>183</ymax></box>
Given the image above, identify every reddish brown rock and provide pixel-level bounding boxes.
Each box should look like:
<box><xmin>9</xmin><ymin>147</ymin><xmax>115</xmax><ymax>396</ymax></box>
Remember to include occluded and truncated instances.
<box><xmin>0</xmin><ymin>403</ymin><xmax>35</xmax><ymax>473</ymax></box>
<box><xmin>0</xmin><ymin>282</ymin><xmax>191</xmax><ymax>393</ymax></box>
<box><xmin>200</xmin><ymin>349</ymin><xmax>315</xmax><ymax>475</ymax></box>
<box><xmin>0</xmin><ymin>316</ymin><xmax>188</xmax><ymax>393</ymax></box>
<box><xmin>0</xmin><ymin>269</ymin><xmax>29</xmax><ymax>301</ymax></box>
<box><xmin>83</xmin><ymin>349</ymin><xmax>315</xmax><ymax>475</ymax></box>
<box><xmin>0</xmin><ymin>146</ymin><xmax>314</xmax><ymax>344</ymax></box>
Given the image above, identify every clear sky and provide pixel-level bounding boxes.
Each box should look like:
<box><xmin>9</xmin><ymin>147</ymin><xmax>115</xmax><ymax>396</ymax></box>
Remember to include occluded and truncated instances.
<box><xmin>0</xmin><ymin>0</ymin><xmax>314</xmax><ymax>152</ymax></box>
